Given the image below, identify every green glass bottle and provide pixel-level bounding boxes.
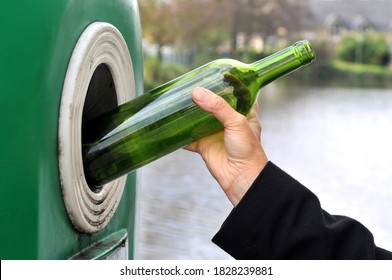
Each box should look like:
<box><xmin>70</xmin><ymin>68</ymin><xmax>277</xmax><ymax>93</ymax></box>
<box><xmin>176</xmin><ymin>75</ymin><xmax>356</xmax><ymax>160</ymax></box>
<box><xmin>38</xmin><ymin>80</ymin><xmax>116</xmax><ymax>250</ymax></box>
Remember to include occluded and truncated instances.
<box><xmin>83</xmin><ymin>40</ymin><xmax>315</xmax><ymax>188</ymax></box>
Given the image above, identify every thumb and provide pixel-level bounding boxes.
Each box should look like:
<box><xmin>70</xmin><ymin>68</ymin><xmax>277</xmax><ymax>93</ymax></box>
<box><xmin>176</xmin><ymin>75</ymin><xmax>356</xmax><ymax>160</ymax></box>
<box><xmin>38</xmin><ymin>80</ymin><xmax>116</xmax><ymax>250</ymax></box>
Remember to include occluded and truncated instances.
<box><xmin>192</xmin><ymin>87</ymin><xmax>243</xmax><ymax>128</ymax></box>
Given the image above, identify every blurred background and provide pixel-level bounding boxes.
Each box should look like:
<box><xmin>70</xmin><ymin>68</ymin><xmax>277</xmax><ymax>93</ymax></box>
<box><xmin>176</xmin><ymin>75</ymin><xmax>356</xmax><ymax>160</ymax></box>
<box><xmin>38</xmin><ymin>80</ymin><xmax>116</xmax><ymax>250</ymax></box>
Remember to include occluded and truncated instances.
<box><xmin>135</xmin><ymin>0</ymin><xmax>392</xmax><ymax>259</ymax></box>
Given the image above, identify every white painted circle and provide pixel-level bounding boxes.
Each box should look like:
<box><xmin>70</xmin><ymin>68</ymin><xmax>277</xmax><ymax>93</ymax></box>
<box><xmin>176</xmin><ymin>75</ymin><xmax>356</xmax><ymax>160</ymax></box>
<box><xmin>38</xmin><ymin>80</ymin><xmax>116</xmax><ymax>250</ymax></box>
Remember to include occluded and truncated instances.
<box><xmin>58</xmin><ymin>22</ymin><xmax>135</xmax><ymax>233</ymax></box>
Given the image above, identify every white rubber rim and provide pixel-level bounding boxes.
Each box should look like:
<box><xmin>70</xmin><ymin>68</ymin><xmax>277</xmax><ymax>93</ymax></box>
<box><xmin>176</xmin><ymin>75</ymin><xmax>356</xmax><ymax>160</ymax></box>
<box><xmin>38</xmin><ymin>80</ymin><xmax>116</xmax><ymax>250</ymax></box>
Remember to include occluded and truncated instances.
<box><xmin>58</xmin><ymin>22</ymin><xmax>135</xmax><ymax>233</ymax></box>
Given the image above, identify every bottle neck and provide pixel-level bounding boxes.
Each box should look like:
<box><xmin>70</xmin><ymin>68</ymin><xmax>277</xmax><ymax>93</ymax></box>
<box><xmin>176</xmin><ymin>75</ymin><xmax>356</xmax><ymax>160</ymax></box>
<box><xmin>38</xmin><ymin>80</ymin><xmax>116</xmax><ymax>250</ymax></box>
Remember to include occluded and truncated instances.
<box><xmin>251</xmin><ymin>40</ymin><xmax>315</xmax><ymax>85</ymax></box>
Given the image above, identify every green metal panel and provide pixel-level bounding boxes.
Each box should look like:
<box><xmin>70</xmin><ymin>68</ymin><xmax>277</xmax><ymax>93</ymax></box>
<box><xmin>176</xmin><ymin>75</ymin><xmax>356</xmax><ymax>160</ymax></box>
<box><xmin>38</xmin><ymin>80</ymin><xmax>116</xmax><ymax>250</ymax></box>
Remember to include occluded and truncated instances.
<box><xmin>0</xmin><ymin>0</ymin><xmax>143</xmax><ymax>259</ymax></box>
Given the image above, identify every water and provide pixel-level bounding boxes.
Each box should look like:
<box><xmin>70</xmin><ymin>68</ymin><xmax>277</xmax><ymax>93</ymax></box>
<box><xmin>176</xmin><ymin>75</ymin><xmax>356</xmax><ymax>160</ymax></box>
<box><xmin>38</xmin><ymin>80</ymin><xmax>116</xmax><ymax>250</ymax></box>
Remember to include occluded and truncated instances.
<box><xmin>136</xmin><ymin>82</ymin><xmax>392</xmax><ymax>259</ymax></box>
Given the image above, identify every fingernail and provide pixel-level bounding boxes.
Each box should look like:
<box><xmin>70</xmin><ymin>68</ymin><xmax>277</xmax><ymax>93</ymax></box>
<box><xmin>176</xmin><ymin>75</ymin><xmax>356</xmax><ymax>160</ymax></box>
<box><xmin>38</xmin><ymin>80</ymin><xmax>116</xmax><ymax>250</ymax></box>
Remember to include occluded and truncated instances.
<box><xmin>193</xmin><ymin>87</ymin><xmax>208</xmax><ymax>102</ymax></box>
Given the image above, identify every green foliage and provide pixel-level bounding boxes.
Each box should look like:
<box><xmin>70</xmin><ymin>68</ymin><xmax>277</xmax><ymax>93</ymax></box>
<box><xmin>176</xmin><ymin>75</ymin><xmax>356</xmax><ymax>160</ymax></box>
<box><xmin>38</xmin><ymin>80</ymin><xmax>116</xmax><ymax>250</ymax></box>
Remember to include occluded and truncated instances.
<box><xmin>144</xmin><ymin>56</ymin><xmax>189</xmax><ymax>92</ymax></box>
<box><xmin>293</xmin><ymin>58</ymin><xmax>392</xmax><ymax>88</ymax></box>
<box><xmin>336</xmin><ymin>32</ymin><xmax>391</xmax><ymax>66</ymax></box>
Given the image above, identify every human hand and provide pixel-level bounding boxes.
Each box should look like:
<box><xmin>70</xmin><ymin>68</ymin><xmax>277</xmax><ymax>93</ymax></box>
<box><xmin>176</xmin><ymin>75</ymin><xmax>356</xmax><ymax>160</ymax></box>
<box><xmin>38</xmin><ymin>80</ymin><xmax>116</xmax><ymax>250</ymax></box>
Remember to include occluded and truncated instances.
<box><xmin>186</xmin><ymin>87</ymin><xmax>268</xmax><ymax>206</ymax></box>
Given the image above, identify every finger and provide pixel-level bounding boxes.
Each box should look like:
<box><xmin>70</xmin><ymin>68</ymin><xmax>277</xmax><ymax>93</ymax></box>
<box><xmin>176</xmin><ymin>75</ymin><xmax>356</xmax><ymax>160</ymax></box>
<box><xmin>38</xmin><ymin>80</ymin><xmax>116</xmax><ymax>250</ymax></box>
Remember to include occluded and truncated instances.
<box><xmin>247</xmin><ymin>102</ymin><xmax>262</xmax><ymax>140</ymax></box>
<box><xmin>184</xmin><ymin>128</ymin><xmax>223</xmax><ymax>153</ymax></box>
<box><xmin>184</xmin><ymin>142</ymin><xmax>197</xmax><ymax>152</ymax></box>
<box><xmin>246</xmin><ymin>102</ymin><xmax>259</xmax><ymax>121</ymax></box>
<box><xmin>192</xmin><ymin>87</ymin><xmax>245</xmax><ymax>128</ymax></box>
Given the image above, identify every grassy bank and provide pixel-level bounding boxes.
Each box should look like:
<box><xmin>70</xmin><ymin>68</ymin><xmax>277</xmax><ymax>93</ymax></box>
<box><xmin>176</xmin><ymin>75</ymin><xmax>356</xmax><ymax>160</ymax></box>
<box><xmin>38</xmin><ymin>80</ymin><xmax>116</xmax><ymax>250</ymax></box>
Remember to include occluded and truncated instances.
<box><xmin>143</xmin><ymin>56</ymin><xmax>392</xmax><ymax>92</ymax></box>
<box><xmin>307</xmin><ymin>60</ymin><xmax>392</xmax><ymax>88</ymax></box>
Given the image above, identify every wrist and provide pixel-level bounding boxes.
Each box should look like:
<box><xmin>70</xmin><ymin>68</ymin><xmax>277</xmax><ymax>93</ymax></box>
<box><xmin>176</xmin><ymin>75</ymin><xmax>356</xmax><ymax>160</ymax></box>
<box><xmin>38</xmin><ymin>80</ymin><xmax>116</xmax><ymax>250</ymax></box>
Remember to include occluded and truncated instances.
<box><xmin>226</xmin><ymin>158</ymin><xmax>268</xmax><ymax>206</ymax></box>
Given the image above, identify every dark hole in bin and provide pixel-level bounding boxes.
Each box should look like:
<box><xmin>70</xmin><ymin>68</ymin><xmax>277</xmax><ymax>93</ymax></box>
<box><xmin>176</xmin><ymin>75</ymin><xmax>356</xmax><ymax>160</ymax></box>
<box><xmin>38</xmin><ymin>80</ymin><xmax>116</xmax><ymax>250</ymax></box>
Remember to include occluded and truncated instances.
<box><xmin>82</xmin><ymin>64</ymin><xmax>118</xmax><ymax>192</ymax></box>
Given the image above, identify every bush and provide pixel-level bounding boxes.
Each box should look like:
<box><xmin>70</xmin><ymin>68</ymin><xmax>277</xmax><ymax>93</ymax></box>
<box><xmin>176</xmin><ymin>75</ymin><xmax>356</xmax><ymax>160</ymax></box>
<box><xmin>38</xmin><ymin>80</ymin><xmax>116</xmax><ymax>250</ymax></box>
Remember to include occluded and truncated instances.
<box><xmin>336</xmin><ymin>32</ymin><xmax>390</xmax><ymax>66</ymax></box>
<box><xmin>143</xmin><ymin>56</ymin><xmax>189</xmax><ymax>92</ymax></box>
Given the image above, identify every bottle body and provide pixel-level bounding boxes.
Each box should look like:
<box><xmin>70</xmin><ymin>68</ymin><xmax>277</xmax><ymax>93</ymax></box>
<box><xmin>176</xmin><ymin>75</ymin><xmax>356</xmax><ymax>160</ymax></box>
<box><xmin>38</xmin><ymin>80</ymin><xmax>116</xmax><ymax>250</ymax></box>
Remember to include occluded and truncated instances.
<box><xmin>83</xmin><ymin>40</ymin><xmax>315</xmax><ymax>188</ymax></box>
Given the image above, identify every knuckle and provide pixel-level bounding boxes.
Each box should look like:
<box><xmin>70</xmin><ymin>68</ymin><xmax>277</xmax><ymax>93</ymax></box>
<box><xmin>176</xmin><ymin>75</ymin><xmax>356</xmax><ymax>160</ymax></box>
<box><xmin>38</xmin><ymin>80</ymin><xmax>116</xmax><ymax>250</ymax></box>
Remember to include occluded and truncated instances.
<box><xmin>257</xmin><ymin>122</ymin><xmax>262</xmax><ymax>131</ymax></box>
<box><xmin>231</xmin><ymin>114</ymin><xmax>248</xmax><ymax>127</ymax></box>
<box><xmin>212</xmin><ymin>95</ymin><xmax>226</xmax><ymax>110</ymax></box>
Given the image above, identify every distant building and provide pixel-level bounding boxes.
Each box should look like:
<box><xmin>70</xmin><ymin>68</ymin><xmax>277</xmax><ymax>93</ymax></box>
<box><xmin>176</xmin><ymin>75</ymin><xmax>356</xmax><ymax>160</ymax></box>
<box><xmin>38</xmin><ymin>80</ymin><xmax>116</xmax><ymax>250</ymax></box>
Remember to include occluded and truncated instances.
<box><xmin>308</xmin><ymin>0</ymin><xmax>391</xmax><ymax>32</ymax></box>
<box><xmin>325</xmin><ymin>14</ymin><xmax>348</xmax><ymax>35</ymax></box>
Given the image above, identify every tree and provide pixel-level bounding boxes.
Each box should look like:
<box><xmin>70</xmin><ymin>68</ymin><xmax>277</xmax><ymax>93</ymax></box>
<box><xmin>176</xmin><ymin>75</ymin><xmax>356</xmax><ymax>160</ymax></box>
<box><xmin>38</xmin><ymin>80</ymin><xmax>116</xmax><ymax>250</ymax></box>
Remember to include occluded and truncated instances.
<box><xmin>140</xmin><ymin>0</ymin><xmax>233</xmax><ymax>64</ymax></box>
<box><xmin>139</xmin><ymin>0</ymin><xmax>181</xmax><ymax>62</ymax></box>
<box><xmin>229</xmin><ymin>0</ymin><xmax>311</xmax><ymax>59</ymax></box>
<box><xmin>139</xmin><ymin>0</ymin><xmax>311</xmax><ymax>61</ymax></box>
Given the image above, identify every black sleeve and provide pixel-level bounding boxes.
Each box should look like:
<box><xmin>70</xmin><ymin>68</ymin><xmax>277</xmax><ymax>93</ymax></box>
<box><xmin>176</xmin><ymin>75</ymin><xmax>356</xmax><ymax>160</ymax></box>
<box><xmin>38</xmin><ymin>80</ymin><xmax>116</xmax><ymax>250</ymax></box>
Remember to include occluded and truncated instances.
<box><xmin>212</xmin><ymin>161</ymin><xmax>392</xmax><ymax>259</ymax></box>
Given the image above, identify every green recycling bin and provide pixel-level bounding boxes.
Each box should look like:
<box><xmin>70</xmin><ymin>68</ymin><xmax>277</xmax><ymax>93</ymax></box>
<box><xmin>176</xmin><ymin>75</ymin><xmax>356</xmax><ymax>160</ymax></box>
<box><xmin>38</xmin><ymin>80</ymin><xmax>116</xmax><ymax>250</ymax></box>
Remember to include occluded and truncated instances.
<box><xmin>0</xmin><ymin>0</ymin><xmax>143</xmax><ymax>259</ymax></box>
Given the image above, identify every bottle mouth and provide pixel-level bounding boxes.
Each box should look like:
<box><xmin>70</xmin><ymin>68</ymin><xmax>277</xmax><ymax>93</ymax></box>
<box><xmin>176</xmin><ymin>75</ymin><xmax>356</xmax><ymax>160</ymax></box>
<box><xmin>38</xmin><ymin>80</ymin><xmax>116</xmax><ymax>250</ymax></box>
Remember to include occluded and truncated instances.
<box><xmin>294</xmin><ymin>40</ymin><xmax>316</xmax><ymax>65</ymax></box>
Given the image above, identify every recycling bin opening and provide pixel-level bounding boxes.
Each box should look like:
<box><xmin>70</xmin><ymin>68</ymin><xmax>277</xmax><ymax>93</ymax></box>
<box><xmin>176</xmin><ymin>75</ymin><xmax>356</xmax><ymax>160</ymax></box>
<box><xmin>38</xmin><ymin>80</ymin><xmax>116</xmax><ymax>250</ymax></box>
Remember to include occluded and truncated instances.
<box><xmin>82</xmin><ymin>64</ymin><xmax>118</xmax><ymax>130</ymax></box>
<box><xmin>58</xmin><ymin>22</ymin><xmax>135</xmax><ymax>234</ymax></box>
<box><xmin>82</xmin><ymin>63</ymin><xmax>118</xmax><ymax>192</ymax></box>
